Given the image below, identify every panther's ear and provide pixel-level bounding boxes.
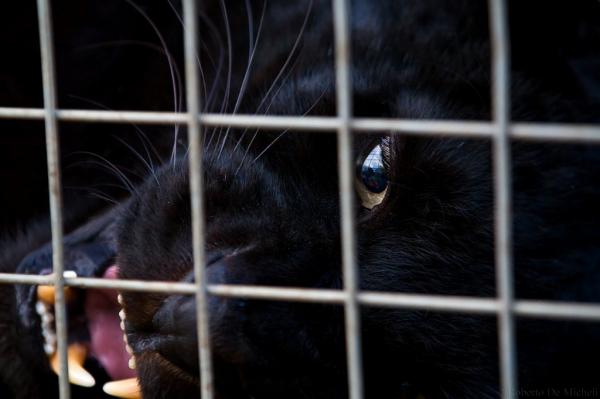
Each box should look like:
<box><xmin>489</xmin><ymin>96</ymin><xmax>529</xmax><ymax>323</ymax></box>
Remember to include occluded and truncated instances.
<box><xmin>16</xmin><ymin>206</ymin><xmax>120</xmax><ymax>279</ymax></box>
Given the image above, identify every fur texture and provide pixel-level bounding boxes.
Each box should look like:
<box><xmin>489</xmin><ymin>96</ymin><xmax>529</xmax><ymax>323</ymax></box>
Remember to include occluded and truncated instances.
<box><xmin>1</xmin><ymin>0</ymin><xmax>600</xmax><ymax>398</ymax></box>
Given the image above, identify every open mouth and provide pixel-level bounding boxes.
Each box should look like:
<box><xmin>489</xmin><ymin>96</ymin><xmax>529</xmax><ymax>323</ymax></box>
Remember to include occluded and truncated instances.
<box><xmin>35</xmin><ymin>265</ymin><xmax>141</xmax><ymax>399</ymax></box>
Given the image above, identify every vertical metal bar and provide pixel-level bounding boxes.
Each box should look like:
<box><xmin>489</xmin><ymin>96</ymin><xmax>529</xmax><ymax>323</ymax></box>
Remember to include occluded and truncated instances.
<box><xmin>35</xmin><ymin>0</ymin><xmax>70</xmax><ymax>398</ymax></box>
<box><xmin>182</xmin><ymin>0</ymin><xmax>214</xmax><ymax>398</ymax></box>
<box><xmin>489</xmin><ymin>0</ymin><xmax>517</xmax><ymax>398</ymax></box>
<box><xmin>332</xmin><ymin>1</ymin><xmax>364</xmax><ymax>399</ymax></box>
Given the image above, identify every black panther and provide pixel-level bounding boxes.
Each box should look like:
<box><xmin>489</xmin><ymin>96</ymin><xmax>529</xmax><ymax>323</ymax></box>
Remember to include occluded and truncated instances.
<box><xmin>1</xmin><ymin>0</ymin><xmax>600</xmax><ymax>398</ymax></box>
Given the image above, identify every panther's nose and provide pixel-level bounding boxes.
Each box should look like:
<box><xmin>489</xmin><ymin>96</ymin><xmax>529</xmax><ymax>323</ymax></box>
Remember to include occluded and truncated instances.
<box><xmin>152</xmin><ymin>292</ymin><xmax>200</xmax><ymax>373</ymax></box>
<box><xmin>151</xmin><ymin>253</ymin><xmax>251</xmax><ymax>373</ymax></box>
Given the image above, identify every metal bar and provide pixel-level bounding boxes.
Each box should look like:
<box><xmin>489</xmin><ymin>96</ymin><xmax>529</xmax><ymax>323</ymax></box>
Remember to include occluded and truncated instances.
<box><xmin>181</xmin><ymin>0</ymin><xmax>214</xmax><ymax>397</ymax></box>
<box><xmin>510</xmin><ymin>123</ymin><xmax>600</xmax><ymax>142</ymax></box>
<box><xmin>514</xmin><ymin>301</ymin><xmax>600</xmax><ymax>321</ymax></box>
<box><xmin>2</xmin><ymin>106</ymin><xmax>600</xmax><ymax>141</ymax></box>
<box><xmin>0</xmin><ymin>274</ymin><xmax>56</xmax><ymax>285</ymax></box>
<box><xmin>358</xmin><ymin>292</ymin><xmax>499</xmax><ymax>313</ymax></box>
<box><xmin>208</xmin><ymin>285</ymin><xmax>348</xmax><ymax>303</ymax></box>
<box><xmin>65</xmin><ymin>277</ymin><xmax>198</xmax><ymax>294</ymax></box>
<box><xmin>331</xmin><ymin>1</ymin><xmax>364</xmax><ymax>399</ymax></box>
<box><xmin>489</xmin><ymin>1</ymin><xmax>518</xmax><ymax>398</ymax></box>
<box><xmin>35</xmin><ymin>0</ymin><xmax>70</xmax><ymax>397</ymax></box>
<box><xmin>1</xmin><ymin>273</ymin><xmax>600</xmax><ymax>321</ymax></box>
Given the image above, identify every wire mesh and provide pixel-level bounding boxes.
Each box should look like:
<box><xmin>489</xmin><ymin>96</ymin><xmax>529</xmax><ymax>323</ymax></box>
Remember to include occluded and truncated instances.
<box><xmin>0</xmin><ymin>0</ymin><xmax>598</xmax><ymax>398</ymax></box>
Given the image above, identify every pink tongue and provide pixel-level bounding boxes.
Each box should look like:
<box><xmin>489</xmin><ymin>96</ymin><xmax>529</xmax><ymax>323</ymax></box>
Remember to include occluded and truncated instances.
<box><xmin>85</xmin><ymin>265</ymin><xmax>136</xmax><ymax>380</ymax></box>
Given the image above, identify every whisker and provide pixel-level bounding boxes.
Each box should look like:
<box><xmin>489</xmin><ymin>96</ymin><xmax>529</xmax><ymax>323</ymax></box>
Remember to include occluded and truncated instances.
<box><xmin>255</xmin><ymin>0</ymin><xmax>313</xmax><ymax>115</ymax></box>
<box><xmin>232</xmin><ymin>1</ymin><xmax>312</xmax><ymax>161</ymax></box>
<box><xmin>217</xmin><ymin>0</ymin><xmax>267</xmax><ymax>158</ymax></box>
<box><xmin>123</xmin><ymin>0</ymin><xmax>182</xmax><ymax>167</ymax></box>
<box><xmin>113</xmin><ymin>136</ymin><xmax>160</xmax><ymax>186</ymax></box>
<box><xmin>74</xmin><ymin>152</ymin><xmax>140</xmax><ymax>196</ymax></box>
<box><xmin>64</xmin><ymin>185</ymin><xmax>123</xmax><ymax>207</ymax></box>
<box><xmin>247</xmin><ymin>87</ymin><xmax>327</xmax><ymax>168</ymax></box>
<box><xmin>210</xmin><ymin>0</ymin><xmax>235</xmax><ymax>154</ymax></box>
<box><xmin>67</xmin><ymin>94</ymin><xmax>165</xmax><ymax>181</ymax></box>
<box><xmin>166</xmin><ymin>1</ymin><xmax>208</xmax><ymax>104</ymax></box>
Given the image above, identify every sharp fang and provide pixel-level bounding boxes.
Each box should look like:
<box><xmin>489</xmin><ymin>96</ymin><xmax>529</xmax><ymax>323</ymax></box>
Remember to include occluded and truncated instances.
<box><xmin>49</xmin><ymin>343</ymin><xmax>96</xmax><ymax>388</ymax></box>
<box><xmin>103</xmin><ymin>378</ymin><xmax>141</xmax><ymax>399</ymax></box>
<box><xmin>37</xmin><ymin>286</ymin><xmax>55</xmax><ymax>305</ymax></box>
<box><xmin>37</xmin><ymin>285</ymin><xmax>75</xmax><ymax>305</ymax></box>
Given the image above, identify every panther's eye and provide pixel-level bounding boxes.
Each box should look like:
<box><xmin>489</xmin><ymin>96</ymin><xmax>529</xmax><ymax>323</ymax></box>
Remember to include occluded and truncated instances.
<box><xmin>356</xmin><ymin>141</ymin><xmax>389</xmax><ymax>210</ymax></box>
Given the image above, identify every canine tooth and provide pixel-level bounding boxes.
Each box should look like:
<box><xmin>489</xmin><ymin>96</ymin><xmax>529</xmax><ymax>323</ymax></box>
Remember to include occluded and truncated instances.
<box><xmin>103</xmin><ymin>378</ymin><xmax>141</xmax><ymax>399</ymax></box>
<box><xmin>37</xmin><ymin>285</ymin><xmax>75</xmax><ymax>305</ymax></box>
<box><xmin>119</xmin><ymin>309</ymin><xmax>126</xmax><ymax>321</ymax></box>
<box><xmin>120</xmin><ymin>320</ymin><xmax>126</xmax><ymax>331</ymax></box>
<box><xmin>49</xmin><ymin>343</ymin><xmax>96</xmax><ymax>388</ymax></box>
<box><xmin>117</xmin><ymin>294</ymin><xmax>124</xmax><ymax>306</ymax></box>
<box><xmin>128</xmin><ymin>357</ymin><xmax>136</xmax><ymax>370</ymax></box>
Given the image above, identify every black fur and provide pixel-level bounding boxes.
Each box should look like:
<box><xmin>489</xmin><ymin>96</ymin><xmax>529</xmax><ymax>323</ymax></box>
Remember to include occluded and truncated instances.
<box><xmin>1</xmin><ymin>0</ymin><xmax>600</xmax><ymax>398</ymax></box>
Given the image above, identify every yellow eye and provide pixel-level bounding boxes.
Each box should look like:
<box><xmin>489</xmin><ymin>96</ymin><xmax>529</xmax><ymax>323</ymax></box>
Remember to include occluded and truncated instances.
<box><xmin>356</xmin><ymin>143</ymin><xmax>389</xmax><ymax>209</ymax></box>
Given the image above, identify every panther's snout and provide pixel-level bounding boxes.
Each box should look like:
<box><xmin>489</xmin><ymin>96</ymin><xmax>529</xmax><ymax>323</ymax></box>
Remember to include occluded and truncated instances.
<box><xmin>150</xmin><ymin>293</ymin><xmax>200</xmax><ymax>373</ymax></box>
<box><xmin>125</xmin><ymin>249</ymin><xmax>255</xmax><ymax>378</ymax></box>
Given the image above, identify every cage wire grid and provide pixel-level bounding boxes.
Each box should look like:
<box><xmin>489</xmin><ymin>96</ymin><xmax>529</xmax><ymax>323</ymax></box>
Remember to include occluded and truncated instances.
<box><xmin>0</xmin><ymin>0</ymin><xmax>599</xmax><ymax>398</ymax></box>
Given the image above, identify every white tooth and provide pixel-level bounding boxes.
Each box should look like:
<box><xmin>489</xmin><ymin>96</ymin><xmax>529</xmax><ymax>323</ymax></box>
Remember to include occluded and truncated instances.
<box><xmin>42</xmin><ymin>329</ymin><xmax>56</xmax><ymax>344</ymax></box>
<box><xmin>128</xmin><ymin>357</ymin><xmax>136</xmax><ymax>370</ymax></box>
<box><xmin>42</xmin><ymin>312</ymin><xmax>54</xmax><ymax>325</ymax></box>
<box><xmin>125</xmin><ymin>345</ymin><xmax>133</xmax><ymax>355</ymax></box>
<box><xmin>63</xmin><ymin>270</ymin><xmax>77</xmax><ymax>279</ymax></box>
<box><xmin>44</xmin><ymin>342</ymin><xmax>55</xmax><ymax>355</ymax></box>
<box><xmin>49</xmin><ymin>343</ymin><xmax>96</xmax><ymax>388</ymax></box>
<box><xmin>120</xmin><ymin>321</ymin><xmax>126</xmax><ymax>331</ymax></box>
<box><xmin>102</xmin><ymin>378</ymin><xmax>141</xmax><ymax>399</ymax></box>
<box><xmin>119</xmin><ymin>309</ymin><xmax>126</xmax><ymax>321</ymax></box>
<box><xmin>36</xmin><ymin>301</ymin><xmax>47</xmax><ymax>316</ymax></box>
<box><xmin>117</xmin><ymin>294</ymin><xmax>124</xmax><ymax>306</ymax></box>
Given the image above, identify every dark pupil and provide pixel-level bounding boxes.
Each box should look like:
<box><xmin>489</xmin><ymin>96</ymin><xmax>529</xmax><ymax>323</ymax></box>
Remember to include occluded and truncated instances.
<box><xmin>360</xmin><ymin>145</ymin><xmax>388</xmax><ymax>193</ymax></box>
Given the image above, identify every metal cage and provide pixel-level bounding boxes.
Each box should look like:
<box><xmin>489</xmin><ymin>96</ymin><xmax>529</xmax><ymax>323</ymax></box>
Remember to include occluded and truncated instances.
<box><xmin>0</xmin><ymin>0</ymin><xmax>600</xmax><ymax>398</ymax></box>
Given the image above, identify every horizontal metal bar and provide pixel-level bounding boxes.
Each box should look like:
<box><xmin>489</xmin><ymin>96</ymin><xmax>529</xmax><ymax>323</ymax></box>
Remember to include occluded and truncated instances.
<box><xmin>0</xmin><ymin>108</ymin><xmax>188</xmax><ymax>124</ymax></box>
<box><xmin>359</xmin><ymin>291</ymin><xmax>499</xmax><ymax>313</ymax></box>
<box><xmin>514</xmin><ymin>300</ymin><xmax>600</xmax><ymax>321</ymax></box>
<box><xmin>1</xmin><ymin>107</ymin><xmax>599</xmax><ymax>142</ymax></box>
<box><xmin>202</xmin><ymin>113</ymin><xmax>339</xmax><ymax>131</ymax></box>
<box><xmin>208</xmin><ymin>284</ymin><xmax>348</xmax><ymax>303</ymax></box>
<box><xmin>0</xmin><ymin>273</ymin><xmax>55</xmax><ymax>285</ymax></box>
<box><xmin>511</xmin><ymin>123</ymin><xmax>600</xmax><ymax>143</ymax></box>
<box><xmin>1</xmin><ymin>274</ymin><xmax>600</xmax><ymax>320</ymax></box>
<box><xmin>351</xmin><ymin>118</ymin><xmax>494</xmax><ymax>137</ymax></box>
<box><xmin>67</xmin><ymin>276</ymin><xmax>198</xmax><ymax>293</ymax></box>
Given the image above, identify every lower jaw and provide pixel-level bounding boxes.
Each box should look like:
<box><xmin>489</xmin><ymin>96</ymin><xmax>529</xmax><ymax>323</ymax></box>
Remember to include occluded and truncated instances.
<box><xmin>35</xmin><ymin>266</ymin><xmax>141</xmax><ymax>398</ymax></box>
